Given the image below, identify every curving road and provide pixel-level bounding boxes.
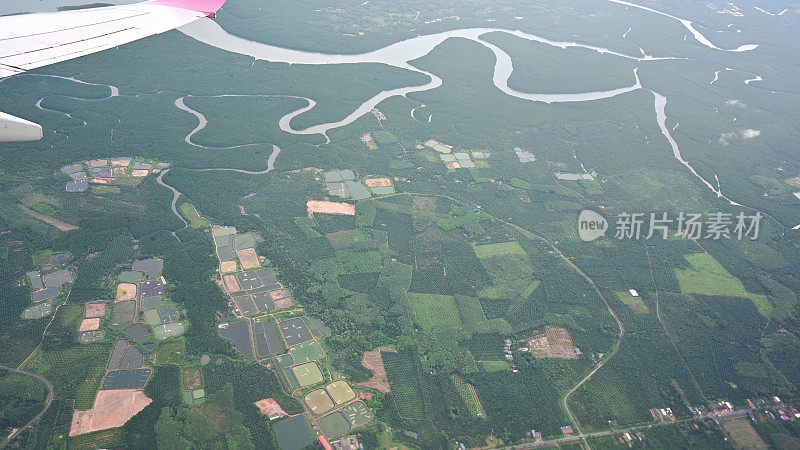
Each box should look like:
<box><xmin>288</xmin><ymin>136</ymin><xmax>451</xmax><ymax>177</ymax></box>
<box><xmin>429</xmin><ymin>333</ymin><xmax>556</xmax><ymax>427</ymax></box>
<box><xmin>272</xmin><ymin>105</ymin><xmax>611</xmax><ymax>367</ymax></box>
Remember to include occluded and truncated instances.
<box><xmin>0</xmin><ymin>365</ymin><xmax>55</xmax><ymax>448</ymax></box>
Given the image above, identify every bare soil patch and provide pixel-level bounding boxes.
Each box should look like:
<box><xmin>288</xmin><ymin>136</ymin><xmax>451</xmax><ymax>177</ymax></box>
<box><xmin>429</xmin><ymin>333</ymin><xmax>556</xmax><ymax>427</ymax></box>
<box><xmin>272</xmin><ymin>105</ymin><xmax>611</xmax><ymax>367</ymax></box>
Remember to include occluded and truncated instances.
<box><xmin>238</xmin><ymin>248</ymin><xmax>260</xmax><ymax>270</ymax></box>
<box><xmin>223</xmin><ymin>274</ymin><xmax>241</xmax><ymax>293</ymax></box>
<box><xmin>79</xmin><ymin>318</ymin><xmax>101</xmax><ymax>332</ymax></box>
<box><xmin>85</xmin><ymin>301</ymin><xmax>107</xmax><ymax>318</ymax></box>
<box><xmin>358</xmin><ymin>346</ymin><xmax>397</xmax><ymax>393</ymax></box>
<box><xmin>115</xmin><ymin>283</ymin><xmax>137</xmax><ymax>302</ymax></box>
<box><xmin>70</xmin><ymin>390</ymin><xmax>152</xmax><ymax>436</ymax></box>
<box><xmin>220</xmin><ymin>261</ymin><xmax>237</xmax><ymax>273</ymax></box>
<box><xmin>307</xmin><ymin>200</ymin><xmax>355</xmax><ymax>216</ymax></box>
<box><xmin>365</xmin><ymin>177</ymin><xmax>392</xmax><ymax>188</ymax></box>
<box><xmin>20</xmin><ymin>205</ymin><xmax>79</xmax><ymax>231</ymax></box>
<box><xmin>255</xmin><ymin>398</ymin><xmax>288</xmax><ymax>420</ymax></box>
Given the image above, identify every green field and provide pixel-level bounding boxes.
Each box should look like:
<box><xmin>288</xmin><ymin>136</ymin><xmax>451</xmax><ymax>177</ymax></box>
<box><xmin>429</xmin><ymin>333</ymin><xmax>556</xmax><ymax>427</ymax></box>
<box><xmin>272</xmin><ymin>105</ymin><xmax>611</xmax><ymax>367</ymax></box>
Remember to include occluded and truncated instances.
<box><xmin>408</xmin><ymin>293</ymin><xmax>463</xmax><ymax>332</ymax></box>
<box><xmin>473</xmin><ymin>241</ymin><xmax>527</xmax><ymax>259</ymax></box>
<box><xmin>319</xmin><ymin>411</ymin><xmax>350</xmax><ymax>438</ymax></box>
<box><xmin>479</xmin><ymin>361</ymin><xmax>510</xmax><ymax>372</ymax></box>
<box><xmin>180</xmin><ymin>202</ymin><xmax>211</xmax><ymax>229</ymax></box>
<box><xmin>144</xmin><ymin>309</ymin><xmax>162</xmax><ymax>326</ymax></box>
<box><xmin>304</xmin><ymin>388</ymin><xmax>334</xmax><ymax>415</ymax></box>
<box><xmin>153</xmin><ymin>322</ymin><xmax>185</xmax><ymax>340</ymax></box>
<box><xmin>289</xmin><ymin>340</ymin><xmax>324</xmax><ymax>364</ymax></box>
<box><xmin>325</xmin><ymin>380</ymin><xmax>356</xmax><ymax>404</ymax></box>
<box><xmin>451</xmin><ymin>374</ymin><xmax>485</xmax><ymax>417</ymax></box>
<box><xmin>674</xmin><ymin>253</ymin><xmax>748</xmax><ymax>297</ymax></box>
<box><xmin>616</xmin><ymin>291</ymin><xmax>650</xmax><ymax>314</ymax></box>
<box><xmin>342</xmin><ymin>401</ymin><xmax>373</xmax><ymax>427</ymax></box>
<box><xmin>291</xmin><ymin>362</ymin><xmax>324</xmax><ymax>387</ymax></box>
<box><xmin>118</xmin><ymin>271</ymin><xmax>143</xmax><ymax>283</ymax></box>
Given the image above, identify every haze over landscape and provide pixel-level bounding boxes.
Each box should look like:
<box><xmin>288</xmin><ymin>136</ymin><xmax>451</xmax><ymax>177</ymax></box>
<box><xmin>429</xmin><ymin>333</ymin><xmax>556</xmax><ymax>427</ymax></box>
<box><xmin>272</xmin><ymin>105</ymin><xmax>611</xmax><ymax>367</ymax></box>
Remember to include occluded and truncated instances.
<box><xmin>1</xmin><ymin>0</ymin><xmax>800</xmax><ymax>449</ymax></box>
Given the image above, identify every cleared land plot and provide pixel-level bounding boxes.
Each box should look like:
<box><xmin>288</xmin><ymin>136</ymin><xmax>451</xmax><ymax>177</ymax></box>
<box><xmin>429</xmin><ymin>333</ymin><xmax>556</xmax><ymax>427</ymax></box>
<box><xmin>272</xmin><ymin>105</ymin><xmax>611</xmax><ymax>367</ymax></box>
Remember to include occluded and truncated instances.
<box><xmin>255</xmin><ymin>398</ymin><xmax>288</xmax><ymax>419</ymax></box>
<box><xmin>291</xmin><ymin>362</ymin><xmax>324</xmax><ymax>387</ymax></box>
<box><xmin>269</xmin><ymin>289</ymin><xmax>291</xmax><ymax>301</ymax></box>
<box><xmin>236</xmin><ymin>271</ymin><xmax>263</xmax><ymax>291</ymax></box>
<box><xmin>325</xmin><ymin>380</ymin><xmax>356</xmax><ymax>405</ymax></box>
<box><xmin>32</xmin><ymin>286</ymin><xmax>60</xmax><ymax>303</ymax></box>
<box><xmin>119</xmin><ymin>346</ymin><xmax>143</xmax><ymax>370</ymax></box>
<box><xmin>142</xmin><ymin>295</ymin><xmax>163</xmax><ymax>309</ymax></box>
<box><xmin>69</xmin><ymin>389</ymin><xmax>152</xmax><ymax>436</ymax></box>
<box><xmin>107</xmin><ymin>339</ymin><xmax>130</xmax><ymax>371</ymax></box>
<box><xmin>280</xmin><ymin>318</ymin><xmax>313</xmax><ymax>346</ymax></box>
<box><xmin>112</xmin><ymin>301</ymin><xmax>135</xmax><ymax>327</ymax></box>
<box><xmin>79</xmin><ymin>318</ymin><xmax>101</xmax><ymax>332</ymax></box>
<box><xmin>290</xmin><ymin>341</ymin><xmax>324</xmax><ymax>364</ymax></box>
<box><xmin>616</xmin><ymin>291</ymin><xmax>650</xmax><ymax>313</ymax></box>
<box><xmin>219</xmin><ymin>321</ymin><xmax>254</xmax><ymax>362</ymax></box>
<box><xmin>124</xmin><ymin>323</ymin><xmax>151</xmax><ymax>342</ymax></box>
<box><xmin>238</xmin><ymin>247</ymin><xmax>260</xmax><ymax>270</ymax></box>
<box><xmin>319</xmin><ymin>411</ymin><xmax>350</xmax><ymax>438</ymax></box>
<box><xmin>85</xmin><ymin>301</ymin><xmax>106</xmax><ymax>318</ymax></box>
<box><xmin>220</xmin><ymin>260</ymin><xmax>237</xmax><ymax>273</ymax></box>
<box><xmin>183</xmin><ymin>368</ymin><xmax>202</xmax><ymax>390</ymax></box>
<box><xmin>473</xmin><ymin>241</ymin><xmax>526</xmax><ymax>259</ymax></box>
<box><xmin>274</xmin><ymin>296</ymin><xmax>294</xmax><ymax>309</ymax></box>
<box><xmin>132</xmin><ymin>258</ymin><xmax>162</xmax><ymax>279</ymax></box>
<box><xmin>43</xmin><ymin>269</ymin><xmax>72</xmax><ymax>287</ymax></box>
<box><xmin>274</xmin><ymin>416</ymin><xmax>315</xmax><ymax>450</ymax></box>
<box><xmin>365</xmin><ymin>177</ymin><xmax>392</xmax><ymax>188</ymax></box>
<box><xmin>722</xmin><ymin>417</ymin><xmax>768</xmax><ymax>449</ymax></box>
<box><xmin>118</xmin><ymin>271</ymin><xmax>143</xmax><ymax>283</ymax></box>
<box><xmin>252</xmin><ymin>292</ymin><xmax>275</xmax><ymax>312</ymax></box>
<box><xmin>153</xmin><ymin>322</ymin><xmax>185</xmax><ymax>340</ymax></box>
<box><xmin>223</xmin><ymin>274</ymin><xmax>241</xmax><ymax>293</ymax></box>
<box><xmin>544</xmin><ymin>326</ymin><xmax>580</xmax><ymax>359</ymax></box>
<box><xmin>140</xmin><ymin>280</ymin><xmax>164</xmax><ymax>297</ymax></box>
<box><xmin>157</xmin><ymin>306</ymin><xmax>179</xmax><ymax>324</ymax></box>
<box><xmin>233</xmin><ymin>233</ymin><xmax>256</xmax><ymax>250</ymax></box>
<box><xmin>102</xmin><ymin>369</ymin><xmax>151</xmax><ymax>389</ymax></box>
<box><xmin>408</xmin><ymin>293</ymin><xmax>463</xmax><ymax>332</ymax></box>
<box><xmin>342</xmin><ymin>401</ymin><xmax>373</xmax><ymax>427</ymax></box>
<box><xmin>359</xmin><ymin>347</ymin><xmax>396</xmax><ymax>393</ymax></box>
<box><xmin>307</xmin><ymin>200</ymin><xmax>355</xmax><ymax>216</ymax></box>
<box><xmin>144</xmin><ymin>309</ymin><xmax>162</xmax><ymax>327</ymax></box>
<box><xmin>23</xmin><ymin>302</ymin><xmax>53</xmax><ymax>319</ymax></box>
<box><xmin>234</xmin><ymin>294</ymin><xmax>258</xmax><ymax>316</ymax></box>
<box><xmin>675</xmin><ymin>253</ymin><xmax>748</xmax><ymax>297</ymax></box>
<box><xmin>116</xmin><ymin>283</ymin><xmax>137</xmax><ymax>302</ymax></box>
<box><xmin>305</xmin><ymin>389</ymin><xmax>335</xmax><ymax>415</ymax></box>
<box><xmin>253</xmin><ymin>319</ymin><xmax>283</xmax><ymax>358</ymax></box>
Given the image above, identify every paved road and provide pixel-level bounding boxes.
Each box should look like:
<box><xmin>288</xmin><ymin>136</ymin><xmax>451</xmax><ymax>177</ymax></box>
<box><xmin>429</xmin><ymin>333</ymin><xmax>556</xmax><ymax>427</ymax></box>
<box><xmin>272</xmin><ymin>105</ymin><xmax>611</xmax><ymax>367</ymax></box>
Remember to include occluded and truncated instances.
<box><xmin>0</xmin><ymin>364</ymin><xmax>55</xmax><ymax>448</ymax></box>
<box><xmin>510</xmin><ymin>409</ymin><xmax>751</xmax><ymax>449</ymax></box>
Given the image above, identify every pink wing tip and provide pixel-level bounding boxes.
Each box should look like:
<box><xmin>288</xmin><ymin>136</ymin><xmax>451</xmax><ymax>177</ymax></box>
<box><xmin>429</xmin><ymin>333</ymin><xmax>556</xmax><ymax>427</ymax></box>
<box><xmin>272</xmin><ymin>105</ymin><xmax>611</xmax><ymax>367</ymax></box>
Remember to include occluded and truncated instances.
<box><xmin>150</xmin><ymin>0</ymin><xmax>227</xmax><ymax>15</ymax></box>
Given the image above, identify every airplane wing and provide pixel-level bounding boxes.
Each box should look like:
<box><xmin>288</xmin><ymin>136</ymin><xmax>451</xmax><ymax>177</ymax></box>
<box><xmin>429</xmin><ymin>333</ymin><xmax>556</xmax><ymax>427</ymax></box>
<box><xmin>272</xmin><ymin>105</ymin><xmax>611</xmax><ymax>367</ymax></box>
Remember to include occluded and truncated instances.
<box><xmin>0</xmin><ymin>0</ymin><xmax>227</xmax><ymax>142</ymax></box>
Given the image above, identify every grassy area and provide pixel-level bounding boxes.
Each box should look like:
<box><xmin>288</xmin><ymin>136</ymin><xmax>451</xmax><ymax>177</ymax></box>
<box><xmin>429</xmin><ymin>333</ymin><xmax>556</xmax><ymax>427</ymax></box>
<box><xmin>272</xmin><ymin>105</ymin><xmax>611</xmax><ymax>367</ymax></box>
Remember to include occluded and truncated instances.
<box><xmin>473</xmin><ymin>241</ymin><xmax>526</xmax><ymax>259</ymax></box>
<box><xmin>179</xmin><ymin>202</ymin><xmax>211</xmax><ymax>229</ymax></box>
<box><xmin>616</xmin><ymin>291</ymin><xmax>650</xmax><ymax>314</ymax></box>
<box><xmin>721</xmin><ymin>417</ymin><xmax>768</xmax><ymax>449</ymax></box>
<box><xmin>674</xmin><ymin>253</ymin><xmax>748</xmax><ymax>297</ymax></box>
<box><xmin>156</xmin><ymin>340</ymin><xmax>186</xmax><ymax>365</ymax></box>
<box><xmin>479</xmin><ymin>361</ymin><xmax>510</xmax><ymax>372</ymax></box>
<box><xmin>408</xmin><ymin>293</ymin><xmax>463</xmax><ymax>332</ymax></box>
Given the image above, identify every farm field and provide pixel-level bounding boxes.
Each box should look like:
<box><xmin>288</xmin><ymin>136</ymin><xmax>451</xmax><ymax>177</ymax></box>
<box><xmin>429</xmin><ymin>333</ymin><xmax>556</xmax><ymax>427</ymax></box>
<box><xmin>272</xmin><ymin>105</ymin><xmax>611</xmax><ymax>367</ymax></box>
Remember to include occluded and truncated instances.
<box><xmin>674</xmin><ymin>253</ymin><xmax>748</xmax><ymax>297</ymax></box>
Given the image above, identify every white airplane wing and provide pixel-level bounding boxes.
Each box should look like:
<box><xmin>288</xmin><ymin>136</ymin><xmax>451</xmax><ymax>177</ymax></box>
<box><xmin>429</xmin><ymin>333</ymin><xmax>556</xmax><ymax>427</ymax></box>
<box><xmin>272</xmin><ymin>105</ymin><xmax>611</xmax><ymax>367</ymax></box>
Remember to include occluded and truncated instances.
<box><xmin>0</xmin><ymin>0</ymin><xmax>227</xmax><ymax>142</ymax></box>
